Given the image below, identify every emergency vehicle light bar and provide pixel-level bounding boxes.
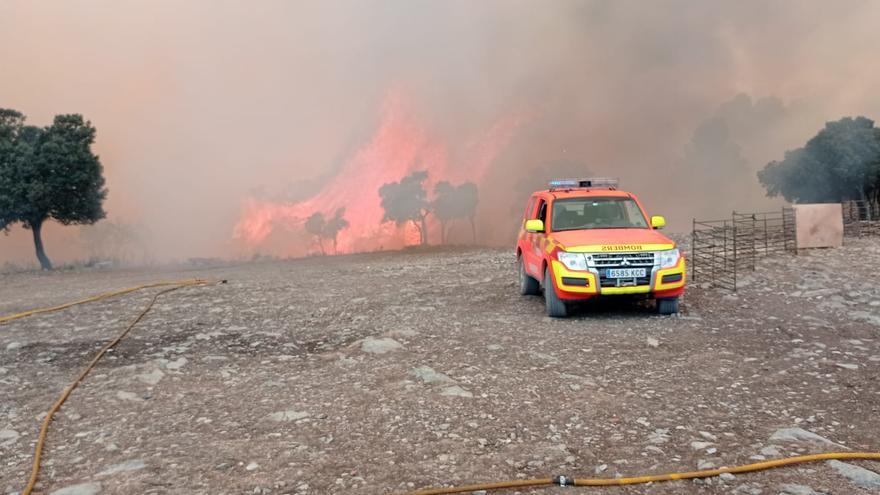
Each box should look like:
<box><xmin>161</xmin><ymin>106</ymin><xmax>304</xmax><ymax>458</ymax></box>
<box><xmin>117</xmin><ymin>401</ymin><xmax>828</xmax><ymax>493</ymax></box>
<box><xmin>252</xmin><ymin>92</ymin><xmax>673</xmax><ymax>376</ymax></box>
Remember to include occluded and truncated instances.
<box><xmin>548</xmin><ymin>177</ymin><xmax>619</xmax><ymax>190</ymax></box>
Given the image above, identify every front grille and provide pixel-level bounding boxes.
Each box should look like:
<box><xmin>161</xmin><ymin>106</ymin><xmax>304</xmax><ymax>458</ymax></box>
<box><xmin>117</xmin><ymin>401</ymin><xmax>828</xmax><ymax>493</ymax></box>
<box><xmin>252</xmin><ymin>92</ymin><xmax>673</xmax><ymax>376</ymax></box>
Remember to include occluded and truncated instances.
<box><xmin>594</xmin><ymin>252</ymin><xmax>655</xmax><ymax>288</ymax></box>
<box><xmin>592</xmin><ymin>252</ymin><xmax>655</xmax><ymax>267</ymax></box>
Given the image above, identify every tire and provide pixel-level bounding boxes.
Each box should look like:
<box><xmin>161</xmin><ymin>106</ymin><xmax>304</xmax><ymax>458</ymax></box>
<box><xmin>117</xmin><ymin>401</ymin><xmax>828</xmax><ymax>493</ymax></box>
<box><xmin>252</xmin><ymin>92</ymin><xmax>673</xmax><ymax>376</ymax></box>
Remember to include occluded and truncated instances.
<box><xmin>543</xmin><ymin>268</ymin><xmax>569</xmax><ymax>318</ymax></box>
<box><xmin>518</xmin><ymin>257</ymin><xmax>541</xmax><ymax>296</ymax></box>
<box><xmin>657</xmin><ymin>297</ymin><xmax>679</xmax><ymax>315</ymax></box>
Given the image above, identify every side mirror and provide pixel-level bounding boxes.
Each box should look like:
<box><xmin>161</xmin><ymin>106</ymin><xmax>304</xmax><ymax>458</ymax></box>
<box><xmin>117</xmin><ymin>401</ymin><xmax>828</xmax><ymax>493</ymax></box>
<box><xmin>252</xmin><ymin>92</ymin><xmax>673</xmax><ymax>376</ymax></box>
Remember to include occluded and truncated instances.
<box><xmin>525</xmin><ymin>219</ymin><xmax>545</xmax><ymax>233</ymax></box>
<box><xmin>651</xmin><ymin>215</ymin><xmax>666</xmax><ymax>229</ymax></box>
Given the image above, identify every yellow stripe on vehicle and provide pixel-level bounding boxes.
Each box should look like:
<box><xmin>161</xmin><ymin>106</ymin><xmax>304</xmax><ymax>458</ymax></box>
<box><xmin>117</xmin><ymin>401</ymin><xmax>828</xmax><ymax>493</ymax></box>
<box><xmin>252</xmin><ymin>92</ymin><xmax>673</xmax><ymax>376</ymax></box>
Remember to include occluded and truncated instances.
<box><xmin>550</xmin><ymin>260</ymin><xmax>598</xmax><ymax>294</ymax></box>
<box><xmin>654</xmin><ymin>257</ymin><xmax>687</xmax><ymax>291</ymax></box>
<box><xmin>600</xmin><ymin>286</ymin><xmax>652</xmax><ymax>295</ymax></box>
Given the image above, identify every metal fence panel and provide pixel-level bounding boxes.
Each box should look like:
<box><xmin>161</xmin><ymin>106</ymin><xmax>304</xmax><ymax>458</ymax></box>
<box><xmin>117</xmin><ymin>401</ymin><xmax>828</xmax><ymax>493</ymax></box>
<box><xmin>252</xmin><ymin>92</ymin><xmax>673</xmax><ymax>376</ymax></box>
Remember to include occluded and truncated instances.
<box><xmin>842</xmin><ymin>200</ymin><xmax>880</xmax><ymax>238</ymax></box>
<box><xmin>692</xmin><ymin>208</ymin><xmax>796</xmax><ymax>291</ymax></box>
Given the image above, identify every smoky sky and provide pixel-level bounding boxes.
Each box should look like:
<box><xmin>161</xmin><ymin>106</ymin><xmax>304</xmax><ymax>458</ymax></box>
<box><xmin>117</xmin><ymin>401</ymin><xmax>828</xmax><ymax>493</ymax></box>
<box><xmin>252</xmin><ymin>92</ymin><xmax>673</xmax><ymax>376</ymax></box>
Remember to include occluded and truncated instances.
<box><xmin>2</xmin><ymin>0</ymin><xmax>880</xmax><ymax>264</ymax></box>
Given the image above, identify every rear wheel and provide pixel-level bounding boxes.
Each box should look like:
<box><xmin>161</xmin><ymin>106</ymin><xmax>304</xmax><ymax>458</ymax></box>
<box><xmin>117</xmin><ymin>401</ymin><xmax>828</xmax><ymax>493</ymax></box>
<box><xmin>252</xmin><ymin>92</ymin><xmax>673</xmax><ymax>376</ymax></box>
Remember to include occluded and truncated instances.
<box><xmin>518</xmin><ymin>257</ymin><xmax>540</xmax><ymax>296</ymax></box>
<box><xmin>543</xmin><ymin>268</ymin><xmax>569</xmax><ymax>318</ymax></box>
<box><xmin>657</xmin><ymin>297</ymin><xmax>679</xmax><ymax>315</ymax></box>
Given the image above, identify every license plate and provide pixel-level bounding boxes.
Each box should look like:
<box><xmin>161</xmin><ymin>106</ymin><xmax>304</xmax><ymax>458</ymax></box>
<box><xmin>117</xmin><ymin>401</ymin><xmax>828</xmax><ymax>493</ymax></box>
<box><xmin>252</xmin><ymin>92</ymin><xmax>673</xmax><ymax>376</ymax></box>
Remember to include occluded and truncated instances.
<box><xmin>606</xmin><ymin>268</ymin><xmax>646</xmax><ymax>278</ymax></box>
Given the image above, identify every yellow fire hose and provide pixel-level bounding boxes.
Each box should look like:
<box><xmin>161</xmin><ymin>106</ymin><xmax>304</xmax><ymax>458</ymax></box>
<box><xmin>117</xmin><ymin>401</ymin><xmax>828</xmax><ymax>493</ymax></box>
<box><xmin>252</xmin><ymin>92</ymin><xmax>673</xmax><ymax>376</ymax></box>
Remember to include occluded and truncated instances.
<box><xmin>1</xmin><ymin>279</ymin><xmax>218</xmax><ymax>495</ymax></box>
<box><xmin>0</xmin><ymin>279</ymin><xmax>214</xmax><ymax>325</ymax></box>
<box><xmin>3</xmin><ymin>280</ymin><xmax>878</xmax><ymax>494</ymax></box>
<box><xmin>403</xmin><ymin>452</ymin><xmax>880</xmax><ymax>494</ymax></box>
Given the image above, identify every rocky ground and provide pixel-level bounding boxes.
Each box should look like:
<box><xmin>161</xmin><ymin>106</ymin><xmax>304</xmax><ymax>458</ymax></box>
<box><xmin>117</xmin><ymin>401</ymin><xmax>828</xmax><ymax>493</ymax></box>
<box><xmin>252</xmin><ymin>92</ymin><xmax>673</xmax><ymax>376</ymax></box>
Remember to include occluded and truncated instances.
<box><xmin>1</xmin><ymin>239</ymin><xmax>879</xmax><ymax>495</ymax></box>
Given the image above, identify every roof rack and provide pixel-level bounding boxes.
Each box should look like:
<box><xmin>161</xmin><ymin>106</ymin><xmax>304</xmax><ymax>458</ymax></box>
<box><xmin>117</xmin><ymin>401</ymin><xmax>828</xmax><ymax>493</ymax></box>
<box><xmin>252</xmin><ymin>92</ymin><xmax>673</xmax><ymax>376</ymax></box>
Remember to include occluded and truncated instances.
<box><xmin>548</xmin><ymin>177</ymin><xmax>619</xmax><ymax>191</ymax></box>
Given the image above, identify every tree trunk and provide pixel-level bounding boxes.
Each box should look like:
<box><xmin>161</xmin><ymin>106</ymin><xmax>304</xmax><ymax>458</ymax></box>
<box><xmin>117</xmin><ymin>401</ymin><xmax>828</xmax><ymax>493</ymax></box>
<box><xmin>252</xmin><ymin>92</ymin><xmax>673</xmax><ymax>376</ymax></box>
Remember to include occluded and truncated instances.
<box><xmin>859</xmin><ymin>188</ymin><xmax>872</xmax><ymax>221</ymax></box>
<box><xmin>31</xmin><ymin>219</ymin><xmax>53</xmax><ymax>270</ymax></box>
<box><xmin>469</xmin><ymin>215</ymin><xmax>477</xmax><ymax>245</ymax></box>
<box><xmin>316</xmin><ymin>237</ymin><xmax>326</xmax><ymax>255</ymax></box>
<box><xmin>420</xmin><ymin>216</ymin><xmax>429</xmax><ymax>246</ymax></box>
<box><xmin>439</xmin><ymin>220</ymin><xmax>447</xmax><ymax>244</ymax></box>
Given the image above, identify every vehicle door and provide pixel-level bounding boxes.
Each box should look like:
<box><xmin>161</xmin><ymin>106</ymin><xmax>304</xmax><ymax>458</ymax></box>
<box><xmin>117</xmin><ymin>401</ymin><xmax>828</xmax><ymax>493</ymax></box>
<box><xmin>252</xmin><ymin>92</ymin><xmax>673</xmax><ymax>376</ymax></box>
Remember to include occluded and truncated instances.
<box><xmin>524</xmin><ymin>197</ymin><xmax>548</xmax><ymax>278</ymax></box>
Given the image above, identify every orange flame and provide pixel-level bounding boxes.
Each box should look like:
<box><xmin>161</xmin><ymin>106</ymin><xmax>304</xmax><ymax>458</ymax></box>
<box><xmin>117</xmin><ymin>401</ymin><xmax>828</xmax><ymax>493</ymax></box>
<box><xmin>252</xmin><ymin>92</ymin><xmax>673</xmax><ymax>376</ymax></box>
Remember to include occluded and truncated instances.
<box><xmin>233</xmin><ymin>88</ymin><xmax>523</xmax><ymax>256</ymax></box>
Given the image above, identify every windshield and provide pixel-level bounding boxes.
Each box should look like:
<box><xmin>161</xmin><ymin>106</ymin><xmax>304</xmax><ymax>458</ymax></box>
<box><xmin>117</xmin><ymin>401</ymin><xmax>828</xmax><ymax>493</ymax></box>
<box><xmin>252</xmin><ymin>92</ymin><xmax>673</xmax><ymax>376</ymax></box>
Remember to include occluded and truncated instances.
<box><xmin>551</xmin><ymin>197</ymin><xmax>648</xmax><ymax>231</ymax></box>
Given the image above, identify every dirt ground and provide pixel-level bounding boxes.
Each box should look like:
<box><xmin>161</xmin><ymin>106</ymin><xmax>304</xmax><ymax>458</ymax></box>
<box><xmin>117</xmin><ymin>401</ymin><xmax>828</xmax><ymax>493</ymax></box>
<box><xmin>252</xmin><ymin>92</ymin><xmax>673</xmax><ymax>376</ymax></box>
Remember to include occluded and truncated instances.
<box><xmin>1</xmin><ymin>239</ymin><xmax>879</xmax><ymax>495</ymax></box>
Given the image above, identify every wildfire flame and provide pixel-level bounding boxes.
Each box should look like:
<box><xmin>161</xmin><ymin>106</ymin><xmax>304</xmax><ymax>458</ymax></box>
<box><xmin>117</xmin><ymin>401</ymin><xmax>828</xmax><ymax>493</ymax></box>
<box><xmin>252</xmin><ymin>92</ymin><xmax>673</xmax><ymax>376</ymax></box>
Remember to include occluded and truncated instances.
<box><xmin>233</xmin><ymin>88</ymin><xmax>523</xmax><ymax>256</ymax></box>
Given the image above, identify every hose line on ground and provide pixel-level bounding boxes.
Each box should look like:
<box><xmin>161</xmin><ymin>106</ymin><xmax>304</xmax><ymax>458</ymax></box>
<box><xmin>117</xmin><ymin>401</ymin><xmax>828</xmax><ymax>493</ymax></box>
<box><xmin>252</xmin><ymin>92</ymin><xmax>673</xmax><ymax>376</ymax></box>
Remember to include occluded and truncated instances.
<box><xmin>403</xmin><ymin>452</ymin><xmax>880</xmax><ymax>494</ymax></box>
<box><xmin>15</xmin><ymin>279</ymin><xmax>219</xmax><ymax>495</ymax></box>
<box><xmin>0</xmin><ymin>279</ymin><xmax>214</xmax><ymax>325</ymax></box>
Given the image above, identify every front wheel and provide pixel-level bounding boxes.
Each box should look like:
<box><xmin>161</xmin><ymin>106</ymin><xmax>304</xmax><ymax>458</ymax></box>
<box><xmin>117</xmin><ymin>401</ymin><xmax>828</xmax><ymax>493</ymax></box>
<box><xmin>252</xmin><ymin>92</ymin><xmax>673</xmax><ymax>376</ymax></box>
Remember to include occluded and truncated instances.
<box><xmin>519</xmin><ymin>257</ymin><xmax>540</xmax><ymax>296</ymax></box>
<box><xmin>543</xmin><ymin>268</ymin><xmax>569</xmax><ymax>318</ymax></box>
<box><xmin>657</xmin><ymin>297</ymin><xmax>679</xmax><ymax>315</ymax></box>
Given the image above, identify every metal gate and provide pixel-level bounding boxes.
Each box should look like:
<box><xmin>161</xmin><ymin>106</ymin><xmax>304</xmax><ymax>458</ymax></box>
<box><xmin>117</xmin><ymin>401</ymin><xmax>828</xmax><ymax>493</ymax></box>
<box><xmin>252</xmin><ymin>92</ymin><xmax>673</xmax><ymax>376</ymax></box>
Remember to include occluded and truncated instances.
<box><xmin>843</xmin><ymin>200</ymin><xmax>880</xmax><ymax>238</ymax></box>
<box><xmin>691</xmin><ymin>208</ymin><xmax>796</xmax><ymax>291</ymax></box>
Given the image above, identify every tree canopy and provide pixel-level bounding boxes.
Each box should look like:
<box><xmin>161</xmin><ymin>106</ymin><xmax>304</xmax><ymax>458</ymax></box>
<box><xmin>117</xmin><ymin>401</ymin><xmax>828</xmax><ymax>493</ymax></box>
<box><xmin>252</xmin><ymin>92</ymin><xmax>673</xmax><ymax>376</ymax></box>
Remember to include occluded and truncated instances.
<box><xmin>432</xmin><ymin>181</ymin><xmax>478</xmax><ymax>244</ymax></box>
<box><xmin>379</xmin><ymin>170</ymin><xmax>430</xmax><ymax>245</ymax></box>
<box><xmin>323</xmin><ymin>207</ymin><xmax>350</xmax><ymax>252</ymax></box>
<box><xmin>758</xmin><ymin>116</ymin><xmax>880</xmax><ymax>204</ymax></box>
<box><xmin>304</xmin><ymin>207</ymin><xmax>349</xmax><ymax>254</ymax></box>
<box><xmin>0</xmin><ymin>109</ymin><xmax>107</xmax><ymax>269</ymax></box>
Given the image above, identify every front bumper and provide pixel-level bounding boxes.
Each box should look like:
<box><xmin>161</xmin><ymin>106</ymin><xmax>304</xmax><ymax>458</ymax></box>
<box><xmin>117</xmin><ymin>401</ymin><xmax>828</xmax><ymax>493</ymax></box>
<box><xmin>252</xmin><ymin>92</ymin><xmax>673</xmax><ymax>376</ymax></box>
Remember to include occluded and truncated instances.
<box><xmin>549</xmin><ymin>257</ymin><xmax>686</xmax><ymax>300</ymax></box>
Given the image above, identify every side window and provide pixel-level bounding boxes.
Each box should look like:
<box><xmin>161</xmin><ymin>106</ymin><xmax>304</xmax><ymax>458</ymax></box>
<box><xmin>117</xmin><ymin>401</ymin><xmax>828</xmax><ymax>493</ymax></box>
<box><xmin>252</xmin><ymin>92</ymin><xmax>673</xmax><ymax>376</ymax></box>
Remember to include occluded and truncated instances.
<box><xmin>523</xmin><ymin>197</ymin><xmax>536</xmax><ymax>220</ymax></box>
<box><xmin>537</xmin><ymin>200</ymin><xmax>547</xmax><ymax>223</ymax></box>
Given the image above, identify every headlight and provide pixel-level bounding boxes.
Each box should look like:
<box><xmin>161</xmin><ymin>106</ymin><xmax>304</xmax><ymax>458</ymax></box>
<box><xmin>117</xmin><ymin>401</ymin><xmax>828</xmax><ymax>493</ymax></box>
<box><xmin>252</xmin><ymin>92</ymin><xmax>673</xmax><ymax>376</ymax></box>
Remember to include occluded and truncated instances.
<box><xmin>557</xmin><ymin>251</ymin><xmax>588</xmax><ymax>271</ymax></box>
<box><xmin>656</xmin><ymin>248</ymin><xmax>680</xmax><ymax>269</ymax></box>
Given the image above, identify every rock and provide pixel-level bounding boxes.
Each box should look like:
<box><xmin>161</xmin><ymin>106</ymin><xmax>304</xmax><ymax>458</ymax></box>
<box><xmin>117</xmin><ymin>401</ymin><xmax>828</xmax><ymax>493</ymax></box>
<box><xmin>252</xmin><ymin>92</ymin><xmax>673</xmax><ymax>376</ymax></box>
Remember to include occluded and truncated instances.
<box><xmin>410</xmin><ymin>366</ymin><xmax>452</xmax><ymax>384</ymax></box>
<box><xmin>732</xmin><ymin>483</ymin><xmax>763</xmax><ymax>495</ymax></box>
<box><xmin>440</xmin><ymin>385</ymin><xmax>473</xmax><ymax>398</ymax></box>
<box><xmin>835</xmin><ymin>363</ymin><xmax>859</xmax><ymax>370</ymax></box>
<box><xmin>115</xmin><ymin>391</ymin><xmax>140</xmax><ymax>402</ymax></box>
<box><xmin>779</xmin><ymin>484</ymin><xmax>821</xmax><ymax>495</ymax></box>
<box><xmin>850</xmin><ymin>311</ymin><xmax>880</xmax><ymax>326</ymax></box>
<box><xmin>50</xmin><ymin>482</ymin><xmax>102</xmax><ymax>495</ymax></box>
<box><xmin>719</xmin><ymin>472</ymin><xmax>735</xmax><ymax>481</ymax></box>
<box><xmin>268</xmin><ymin>410</ymin><xmax>310</xmax><ymax>422</ymax></box>
<box><xmin>487</xmin><ymin>344</ymin><xmax>503</xmax><ymax>351</ymax></box>
<box><xmin>646</xmin><ymin>337</ymin><xmax>660</xmax><ymax>348</ymax></box>
<box><xmin>691</xmin><ymin>441</ymin><xmax>712</xmax><ymax>450</ymax></box>
<box><xmin>826</xmin><ymin>460</ymin><xmax>880</xmax><ymax>489</ymax></box>
<box><xmin>360</xmin><ymin>337</ymin><xmax>403</xmax><ymax>354</ymax></box>
<box><xmin>246</xmin><ymin>462</ymin><xmax>259</xmax><ymax>471</ymax></box>
<box><xmin>699</xmin><ymin>431</ymin><xmax>718</xmax><ymax>441</ymax></box>
<box><xmin>6</xmin><ymin>342</ymin><xmax>23</xmax><ymax>351</ymax></box>
<box><xmin>697</xmin><ymin>460</ymin><xmax>715</xmax><ymax>470</ymax></box>
<box><xmin>165</xmin><ymin>357</ymin><xmax>188</xmax><ymax>370</ymax></box>
<box><xmin>0</xmin><ymin>429</ymin><xmax>20</xmax><ymax>447</ymax></box>
<box><xmin>528</xmin><ymin>351</ymin><xmax>559</xmax><ymax>363</ymax></box>
<box><xmin>648</xmin><ymin>429</ymin><xmax>670</xmax><ymax>444</ymax></box>
<box><xmin>768</xmin><ymin>428</ymin><xmax>846</xmax><ymax>449</ymax></box>
<box><xmin>137</xmin><ymin>369</ymin><xmax>165</xmax><ymax>385</ymax></box>
<box><xmin>97</xmin><ymin>459</ymin><xmax>146</xmax><ymax>476</ymax></box>
<box><xmin>760</xmin><ymin>445</ymin><xmax>781</xmax><ymax>457</ymax></box>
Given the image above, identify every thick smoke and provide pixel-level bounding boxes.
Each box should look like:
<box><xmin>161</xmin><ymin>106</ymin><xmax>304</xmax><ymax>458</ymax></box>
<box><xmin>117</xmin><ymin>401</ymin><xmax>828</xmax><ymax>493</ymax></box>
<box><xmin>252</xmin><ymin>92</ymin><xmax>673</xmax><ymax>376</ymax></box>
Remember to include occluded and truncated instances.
<box><xmin>2</xmin><ymin>1</ymin><xmax>880</xmax><ymax>264</ymax></box>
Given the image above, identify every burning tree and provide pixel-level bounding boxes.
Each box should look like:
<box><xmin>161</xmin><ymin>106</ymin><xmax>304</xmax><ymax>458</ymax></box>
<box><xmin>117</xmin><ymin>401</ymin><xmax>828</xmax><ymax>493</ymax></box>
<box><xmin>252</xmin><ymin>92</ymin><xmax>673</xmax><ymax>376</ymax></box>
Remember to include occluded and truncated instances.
<box><xmin>304</xmin><ymin>212</ymin><xmax>328</xmax><ymax>255</ymax></box>
<box><xmin>323</xmin><ymin>208</ymin><xmax>349</xmax><ymax>253</ymax></box>
<box><xmin>0</xmin><ymin>109</ymin><xmax>107</xmax><ymax>270</ymax></box>
<box><xmin>304</xmin><ymin>207</ymin><xmax>350</xmax><ymax>255</ymax></box>
<box><xmin>758</xmin><ymin>116</ymin><xmax>880</xmax><ymax>207</ymax></box>
<box><xmin>379</xmin><ymin>171</ymin><xmax>431</xmax><ymax>245</ymax></box>
<box><xmin>432</xmin><ymin>181</ymin><xmax>479</xmax><ymax>244</ymax></box>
